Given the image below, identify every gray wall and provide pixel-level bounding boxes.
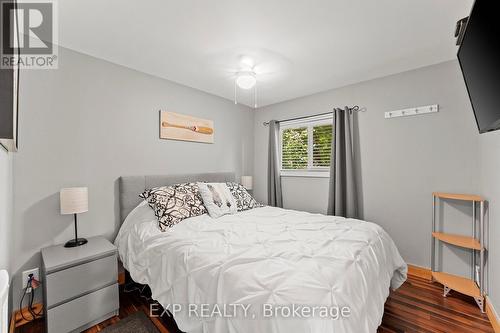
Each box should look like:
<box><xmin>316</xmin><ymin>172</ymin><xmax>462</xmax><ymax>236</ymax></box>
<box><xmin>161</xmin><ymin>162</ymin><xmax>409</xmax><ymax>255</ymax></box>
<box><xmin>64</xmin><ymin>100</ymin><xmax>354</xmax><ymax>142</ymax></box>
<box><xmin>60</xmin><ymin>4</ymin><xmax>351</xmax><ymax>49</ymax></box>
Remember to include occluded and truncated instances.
<box><xmin>8</xmin><ymin>48</ymin><xmax>498</xmax><ymax>315</ymax></box>
<box><xmin>254</xmin><ymin>60</ymin><xmax>481</xmax><ymax>277</ymax></box>
<box><xmin>479</xmin><ymin>131</ymin><xmax>500</xmax><ymax>314</ymax></box>
<box><xmin>10</xmin><ymin>47</ymin><xmax>254</xmax><ymax>307</ymax></box>
<box><xmin>0</xmin><ymin>148</ymin><xmax>13</xmax><ymax>271</ymax></box>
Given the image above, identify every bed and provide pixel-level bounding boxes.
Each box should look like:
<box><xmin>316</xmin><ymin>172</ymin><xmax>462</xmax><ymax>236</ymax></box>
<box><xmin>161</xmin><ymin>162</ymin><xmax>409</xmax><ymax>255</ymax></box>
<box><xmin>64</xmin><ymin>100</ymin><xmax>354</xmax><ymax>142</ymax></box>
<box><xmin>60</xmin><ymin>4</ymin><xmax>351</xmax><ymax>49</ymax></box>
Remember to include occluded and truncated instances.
<box><xmin>115</xmin><ymin>172</ymin><xmax>407</xmax><ymax>333</ymax></box>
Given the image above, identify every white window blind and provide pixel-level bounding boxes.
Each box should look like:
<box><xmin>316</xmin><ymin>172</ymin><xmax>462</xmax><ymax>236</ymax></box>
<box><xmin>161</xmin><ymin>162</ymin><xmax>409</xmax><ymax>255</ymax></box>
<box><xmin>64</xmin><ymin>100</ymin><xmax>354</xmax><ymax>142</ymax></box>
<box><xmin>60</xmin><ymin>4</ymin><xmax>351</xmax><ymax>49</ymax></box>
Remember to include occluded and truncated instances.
<box><xmin>280</xmin><ymin>115</ymin><xmax>333</xmax><ymax>177</ymax></box>
<box><xmin>312</xmin><ymin>124</ymin><xmax>332</xmax><ymax>167</ymax></box>
<box><xmin>281</xmin><ymin>127</ymin><xmax>308</xmax><ymax>170</ymax></box>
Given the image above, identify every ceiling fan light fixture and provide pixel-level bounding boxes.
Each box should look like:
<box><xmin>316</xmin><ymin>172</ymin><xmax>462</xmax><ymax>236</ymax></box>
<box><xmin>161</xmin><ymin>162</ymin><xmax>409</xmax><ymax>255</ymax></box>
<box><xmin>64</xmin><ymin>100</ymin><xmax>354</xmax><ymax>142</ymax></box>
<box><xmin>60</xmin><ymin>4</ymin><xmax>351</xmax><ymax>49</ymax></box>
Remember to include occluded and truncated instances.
<box><xmin>240</xmin><ymin>56</ymin><xmax>255</xmax><ymax>69</ymax></box>
<box><xmin>236</xmin><ymin>71</ymin><xmax>257</xmax><ymax>89</ymax></box>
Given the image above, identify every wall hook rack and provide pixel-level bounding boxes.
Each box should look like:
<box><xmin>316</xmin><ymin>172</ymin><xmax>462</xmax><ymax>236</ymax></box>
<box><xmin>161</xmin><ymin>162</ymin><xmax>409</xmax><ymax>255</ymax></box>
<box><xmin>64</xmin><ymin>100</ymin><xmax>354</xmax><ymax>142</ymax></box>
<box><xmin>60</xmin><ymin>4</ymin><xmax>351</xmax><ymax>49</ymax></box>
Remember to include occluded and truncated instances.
<box><xmin>385</xmin><ymin>104</ymin><xmax>439</xmax><ymax>119</ymax></box>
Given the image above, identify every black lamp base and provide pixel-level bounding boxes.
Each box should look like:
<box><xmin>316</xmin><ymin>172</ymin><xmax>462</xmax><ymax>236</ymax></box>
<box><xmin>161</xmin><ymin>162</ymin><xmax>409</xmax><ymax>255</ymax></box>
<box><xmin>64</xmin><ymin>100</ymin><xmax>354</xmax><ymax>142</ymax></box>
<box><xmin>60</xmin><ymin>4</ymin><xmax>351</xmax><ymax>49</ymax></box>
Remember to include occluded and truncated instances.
<box><xmin>64</xmin><ymin>238</ymin><xmax>88</xmax><ymax>248</ymax></box>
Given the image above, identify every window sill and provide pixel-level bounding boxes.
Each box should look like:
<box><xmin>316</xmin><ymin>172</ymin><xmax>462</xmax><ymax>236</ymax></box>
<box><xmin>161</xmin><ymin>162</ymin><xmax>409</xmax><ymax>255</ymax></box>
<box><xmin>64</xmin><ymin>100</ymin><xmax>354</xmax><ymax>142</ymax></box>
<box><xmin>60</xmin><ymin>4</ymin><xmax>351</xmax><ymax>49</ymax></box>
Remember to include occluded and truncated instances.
<box><xmin>280</xmin><ymin>171</ymin><xmax>330</xmax><ymax>178</ymax></box>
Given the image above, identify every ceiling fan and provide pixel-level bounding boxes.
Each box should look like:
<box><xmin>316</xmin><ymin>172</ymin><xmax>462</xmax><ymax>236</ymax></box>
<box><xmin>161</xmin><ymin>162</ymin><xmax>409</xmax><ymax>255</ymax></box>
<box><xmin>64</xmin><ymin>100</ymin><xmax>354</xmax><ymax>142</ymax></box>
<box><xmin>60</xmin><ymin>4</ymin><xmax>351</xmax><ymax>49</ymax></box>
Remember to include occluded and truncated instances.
<box><xmin>234</xmin><ymin>56</ymin><xmax>258</xmax><ymax>108</ymax></box>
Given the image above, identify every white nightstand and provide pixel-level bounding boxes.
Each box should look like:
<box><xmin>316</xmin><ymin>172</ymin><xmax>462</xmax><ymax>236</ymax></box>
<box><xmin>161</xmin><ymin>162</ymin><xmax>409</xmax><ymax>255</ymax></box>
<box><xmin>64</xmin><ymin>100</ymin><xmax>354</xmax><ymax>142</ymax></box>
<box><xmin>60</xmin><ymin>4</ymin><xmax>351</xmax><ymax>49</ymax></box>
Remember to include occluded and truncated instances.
<box><xmin>41</xmin><ymin>236</ymin><xmax>119</xmax><ymax>333</ymax></box>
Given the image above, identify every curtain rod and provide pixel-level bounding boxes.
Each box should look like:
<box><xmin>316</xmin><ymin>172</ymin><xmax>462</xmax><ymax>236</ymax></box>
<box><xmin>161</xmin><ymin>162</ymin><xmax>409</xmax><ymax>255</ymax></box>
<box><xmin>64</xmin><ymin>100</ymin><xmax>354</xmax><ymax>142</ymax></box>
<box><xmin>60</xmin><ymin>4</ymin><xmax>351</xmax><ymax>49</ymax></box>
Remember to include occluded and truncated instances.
<box><xmin>262</xmin><ymin>105</ymin><xmax>361</xmax><ymax>126</ymax></box>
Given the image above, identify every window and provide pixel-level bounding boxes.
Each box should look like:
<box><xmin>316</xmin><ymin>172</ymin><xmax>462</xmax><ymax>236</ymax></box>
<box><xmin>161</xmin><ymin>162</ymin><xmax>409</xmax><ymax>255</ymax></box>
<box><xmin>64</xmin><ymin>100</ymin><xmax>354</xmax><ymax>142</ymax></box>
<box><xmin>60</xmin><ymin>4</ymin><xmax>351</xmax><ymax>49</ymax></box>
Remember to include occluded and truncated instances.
<box><xmin>280</xmin><ymin>115</ymin><xmax>333</xmax><ymax>177</ymax></box>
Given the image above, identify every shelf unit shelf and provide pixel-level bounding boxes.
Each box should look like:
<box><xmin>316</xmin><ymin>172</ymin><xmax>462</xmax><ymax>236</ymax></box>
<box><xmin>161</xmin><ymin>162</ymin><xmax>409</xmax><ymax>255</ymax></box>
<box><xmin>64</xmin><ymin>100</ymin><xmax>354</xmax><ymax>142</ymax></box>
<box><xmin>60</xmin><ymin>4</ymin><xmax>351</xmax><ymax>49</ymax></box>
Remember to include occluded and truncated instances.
<box><xmin>431</xmin><ymin>271</ymin><xmax>480</xmax><ymax>298</ymax></box>
<box><xmin>431</xmin><ymin>192</ymin><xmax>486</xmax><ymax>312</ymax></box>
<box><xmin>432</xmin><ymin>192</ymin><xmax>484</xmax><ymax>202</ymax></box>
<box><xmin>431</xmin><ymin>232</ymin><xmax>481</xmax><ymax>250</ymax></box>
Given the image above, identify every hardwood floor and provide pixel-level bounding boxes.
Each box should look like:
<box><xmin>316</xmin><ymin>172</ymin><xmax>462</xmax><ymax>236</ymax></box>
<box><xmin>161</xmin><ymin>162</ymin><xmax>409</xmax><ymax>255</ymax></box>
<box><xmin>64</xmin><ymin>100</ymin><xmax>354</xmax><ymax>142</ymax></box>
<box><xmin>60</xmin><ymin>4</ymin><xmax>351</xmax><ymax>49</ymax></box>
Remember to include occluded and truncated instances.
<box><xmin>379</xmin><ymin>275</ymin><xmax>493</xmax><ymax>333</ymax></box>
<box><xmin>17</xmin><ymin>275</ymin><xmax>494</xmax><ymax>333</ymax></box>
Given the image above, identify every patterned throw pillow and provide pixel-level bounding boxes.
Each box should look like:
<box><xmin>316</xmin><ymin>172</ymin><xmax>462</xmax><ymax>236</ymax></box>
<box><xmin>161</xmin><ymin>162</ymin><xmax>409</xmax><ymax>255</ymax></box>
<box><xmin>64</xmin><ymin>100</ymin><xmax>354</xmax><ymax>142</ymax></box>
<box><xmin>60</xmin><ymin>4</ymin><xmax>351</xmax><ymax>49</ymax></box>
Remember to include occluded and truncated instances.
<box><xmin>139</xmin><ymin>183</ymin><xmax>207</xmax><ymax>231</ymax></box>
<box><xmin>197</xmin><ymin>182</ymin><xmax>237</xmax><ymax>218</ymax></box>
<box><xmin>226</xmin><ymin>182</ymin><xmax>264</xmax><ymax>211</ymax></box>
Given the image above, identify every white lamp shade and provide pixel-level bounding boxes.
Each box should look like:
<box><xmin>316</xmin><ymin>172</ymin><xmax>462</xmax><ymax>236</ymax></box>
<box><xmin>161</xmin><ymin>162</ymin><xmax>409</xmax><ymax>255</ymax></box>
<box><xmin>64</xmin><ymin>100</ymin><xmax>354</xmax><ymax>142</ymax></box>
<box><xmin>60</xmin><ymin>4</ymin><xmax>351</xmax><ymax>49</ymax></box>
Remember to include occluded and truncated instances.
<box><xmin>60</xmin><ymin>187</ymin><xmax>88</xmax><ymax>215</ymax></box>
<box><xmin>241</xmin><ymin>176</ymin><xmax>253</xmax><ymax>190</ymax></box>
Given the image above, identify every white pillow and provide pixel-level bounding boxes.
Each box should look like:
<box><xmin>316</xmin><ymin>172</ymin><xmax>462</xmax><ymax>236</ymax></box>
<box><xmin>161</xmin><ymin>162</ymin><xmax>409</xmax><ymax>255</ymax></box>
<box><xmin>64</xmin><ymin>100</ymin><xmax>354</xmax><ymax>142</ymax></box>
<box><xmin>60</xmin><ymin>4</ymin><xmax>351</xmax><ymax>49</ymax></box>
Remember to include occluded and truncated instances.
<box><xmin>197</xmin><ymin>182</ymin><xmax>237</xmax><ymax>218</ymax></box>
<box><xmin>114</xmin><ymin>200</ymin><xmax>156</xmax><ymax>244</ymax></box>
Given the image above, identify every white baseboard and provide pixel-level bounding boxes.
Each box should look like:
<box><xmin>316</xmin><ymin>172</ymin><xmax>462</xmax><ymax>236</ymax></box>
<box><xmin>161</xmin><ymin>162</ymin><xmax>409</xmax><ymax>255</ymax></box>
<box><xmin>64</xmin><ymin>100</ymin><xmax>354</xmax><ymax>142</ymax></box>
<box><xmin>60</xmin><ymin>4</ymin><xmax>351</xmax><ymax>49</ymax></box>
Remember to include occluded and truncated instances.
<box><xmin>486</xmin><ymin>296</ymin><xmax>500</xmax><ymax>333</ymax></box>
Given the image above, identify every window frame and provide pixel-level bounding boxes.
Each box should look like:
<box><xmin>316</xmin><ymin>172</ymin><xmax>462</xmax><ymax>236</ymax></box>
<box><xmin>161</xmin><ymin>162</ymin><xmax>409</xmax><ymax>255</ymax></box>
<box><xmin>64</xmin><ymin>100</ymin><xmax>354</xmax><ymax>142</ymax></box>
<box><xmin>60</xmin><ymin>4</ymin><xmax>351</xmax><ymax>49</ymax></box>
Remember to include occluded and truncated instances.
<box><xmin>279</xmin><ymin>114</ymin><xmax>333</xmax><ymax>178</ymax></box>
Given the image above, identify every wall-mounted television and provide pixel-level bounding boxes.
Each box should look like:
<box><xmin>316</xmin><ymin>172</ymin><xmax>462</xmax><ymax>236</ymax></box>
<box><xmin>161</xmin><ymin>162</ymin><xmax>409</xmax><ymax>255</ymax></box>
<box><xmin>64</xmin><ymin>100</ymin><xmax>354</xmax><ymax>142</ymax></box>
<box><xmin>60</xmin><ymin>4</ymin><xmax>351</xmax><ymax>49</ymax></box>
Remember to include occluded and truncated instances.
<box><xmin>458</xmin><ymin>0</ymin><xmax>500</xmax><ymax>134</ymax></box>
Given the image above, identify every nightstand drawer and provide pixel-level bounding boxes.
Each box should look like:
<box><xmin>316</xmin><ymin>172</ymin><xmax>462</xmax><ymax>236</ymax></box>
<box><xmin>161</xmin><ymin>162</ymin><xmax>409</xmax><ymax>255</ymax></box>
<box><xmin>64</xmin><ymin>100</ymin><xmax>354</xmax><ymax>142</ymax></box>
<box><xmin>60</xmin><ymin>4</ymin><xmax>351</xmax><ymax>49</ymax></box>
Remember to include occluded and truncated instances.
<box><xmin>45</xmin><ymin>254</ymin><xmax>117</xmax><ymax>308</ymax></box>
<box><xmin>47</xmin><ymin>283</ymin><xmax>118</xmax><ymax>333</ymax></box>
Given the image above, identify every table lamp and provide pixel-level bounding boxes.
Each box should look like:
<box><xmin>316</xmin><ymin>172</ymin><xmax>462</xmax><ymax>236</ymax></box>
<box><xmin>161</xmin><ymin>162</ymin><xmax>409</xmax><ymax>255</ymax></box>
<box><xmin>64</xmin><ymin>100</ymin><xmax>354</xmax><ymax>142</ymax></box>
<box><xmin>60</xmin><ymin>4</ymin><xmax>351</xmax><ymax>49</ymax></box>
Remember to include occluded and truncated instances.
<box><xmin>60</xmin><ymin>187</ymin><xmax>88</xmax><ymax>248</ymax></box>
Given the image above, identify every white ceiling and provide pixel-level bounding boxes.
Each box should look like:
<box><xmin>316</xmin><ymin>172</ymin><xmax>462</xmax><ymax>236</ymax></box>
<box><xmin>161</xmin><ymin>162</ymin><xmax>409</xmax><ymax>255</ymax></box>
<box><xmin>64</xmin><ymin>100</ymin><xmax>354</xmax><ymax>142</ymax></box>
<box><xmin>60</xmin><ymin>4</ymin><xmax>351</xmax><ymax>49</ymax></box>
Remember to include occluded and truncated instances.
<box><xmin>58</xmin><ymin>0</ymin><xmax>474</xmax><ymax>108</ymax></box>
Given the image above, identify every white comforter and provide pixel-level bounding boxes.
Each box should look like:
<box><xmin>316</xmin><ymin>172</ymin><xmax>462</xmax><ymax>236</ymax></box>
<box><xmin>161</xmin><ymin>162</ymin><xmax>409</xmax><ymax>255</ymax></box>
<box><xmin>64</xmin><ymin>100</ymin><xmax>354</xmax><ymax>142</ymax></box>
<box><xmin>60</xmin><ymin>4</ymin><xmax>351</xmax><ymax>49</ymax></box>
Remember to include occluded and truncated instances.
<box><xmin>116</xmin><ymin>203</ymin><xmax>407</xmax><ymax>333</ymax></box>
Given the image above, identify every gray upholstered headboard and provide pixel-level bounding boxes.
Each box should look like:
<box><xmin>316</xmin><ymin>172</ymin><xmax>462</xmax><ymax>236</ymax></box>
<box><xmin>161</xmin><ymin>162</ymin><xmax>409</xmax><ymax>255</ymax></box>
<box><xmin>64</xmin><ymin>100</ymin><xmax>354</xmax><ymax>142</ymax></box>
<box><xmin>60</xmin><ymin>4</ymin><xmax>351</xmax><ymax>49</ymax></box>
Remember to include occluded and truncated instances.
<box><xmin>118</xmin><ymin>172</ymin><xmax>235</xmax><ymax>223</ymax></box>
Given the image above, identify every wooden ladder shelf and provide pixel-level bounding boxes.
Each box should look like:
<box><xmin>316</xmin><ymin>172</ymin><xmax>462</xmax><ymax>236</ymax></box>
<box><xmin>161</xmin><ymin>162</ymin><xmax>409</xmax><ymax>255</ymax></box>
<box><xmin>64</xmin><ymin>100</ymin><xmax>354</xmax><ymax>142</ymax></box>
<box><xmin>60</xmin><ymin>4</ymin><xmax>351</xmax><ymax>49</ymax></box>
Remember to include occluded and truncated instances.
<box><xmin>431</xmin><ymin>192</ymin><xmax>486</xmax><ymax>312</ymax></box>
<box><xmin>431</xmin><ymin>232</ymin><xmax>481</xmax><ymax>250</ymax></box>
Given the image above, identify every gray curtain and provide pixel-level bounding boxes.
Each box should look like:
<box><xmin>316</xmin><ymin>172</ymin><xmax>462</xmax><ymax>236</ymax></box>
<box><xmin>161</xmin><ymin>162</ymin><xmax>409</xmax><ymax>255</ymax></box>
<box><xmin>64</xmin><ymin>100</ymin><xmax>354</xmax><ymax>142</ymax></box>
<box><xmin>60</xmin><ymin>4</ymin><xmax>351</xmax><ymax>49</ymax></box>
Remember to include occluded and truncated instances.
<box><xmin>327</xmin><ymin>107</ymin><xmax>358</xmax><ymax>218</ymax></box>
<box><xmin>267</xmin><ymin>120</ymin><xmax>283</xmax><ymax>207</ymax></box>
